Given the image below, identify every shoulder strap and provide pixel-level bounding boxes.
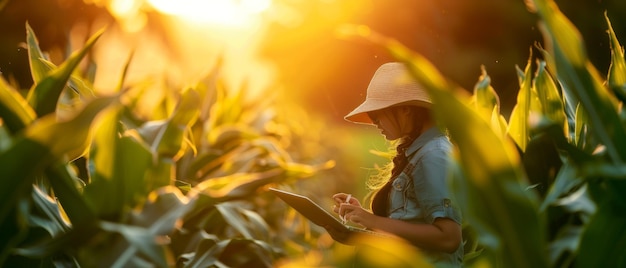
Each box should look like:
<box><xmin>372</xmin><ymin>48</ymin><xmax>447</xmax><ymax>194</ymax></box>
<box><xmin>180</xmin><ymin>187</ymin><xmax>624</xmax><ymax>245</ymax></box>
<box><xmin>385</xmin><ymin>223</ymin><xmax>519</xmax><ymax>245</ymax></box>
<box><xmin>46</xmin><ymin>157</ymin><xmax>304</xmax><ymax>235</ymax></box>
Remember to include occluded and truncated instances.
<box><xmin>402</xmin><ymin>150</ymin><xmax>420</xmax><ymax>175</ymax></box>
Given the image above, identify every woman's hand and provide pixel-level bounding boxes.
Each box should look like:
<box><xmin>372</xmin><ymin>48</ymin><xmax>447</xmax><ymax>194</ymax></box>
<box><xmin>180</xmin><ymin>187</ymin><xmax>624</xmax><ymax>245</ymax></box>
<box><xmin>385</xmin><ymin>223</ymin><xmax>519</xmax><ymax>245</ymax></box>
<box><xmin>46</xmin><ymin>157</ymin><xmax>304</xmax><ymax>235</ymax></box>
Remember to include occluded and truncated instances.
<box><xmin>331</xmin><ymin>193</ymin><xmax>373</xmax><ymax>228</ymax></box>
<box><xmin>323</xmin><ymin>225</ymin><xmax>353</xmax><ymax>245</ymax></box>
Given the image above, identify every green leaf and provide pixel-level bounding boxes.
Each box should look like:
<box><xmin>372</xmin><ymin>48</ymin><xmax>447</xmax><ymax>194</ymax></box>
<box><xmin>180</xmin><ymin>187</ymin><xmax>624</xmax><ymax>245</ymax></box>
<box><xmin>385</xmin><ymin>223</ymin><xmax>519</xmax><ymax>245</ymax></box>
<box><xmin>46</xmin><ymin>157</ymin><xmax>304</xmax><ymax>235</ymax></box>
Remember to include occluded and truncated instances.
<box><xmin>507</xmin><ymin>56</ymin><xmax>534</xmax><ymax>152</ymax></box>
<box><xmin>97</xmin><ymin>186</ymin><xmax>194</xmax><ymax>267</ymax></box>
<box><xmin>38</xmin><ymin>58</ymin><xmax>95</xmax><ymax>99</ymax></box>
<box><xmin>0</xmin><ymin>139</ymin><xmax>51</xmax><ymax>228</ymax></box>
<box><xmin>472</xmin><ymin>66</ymin><xmax>501</xmax><ymax>120</ymax></box>
<box><xmin>86</xmin><ymin>107</ymin><xmax>153</xmax><ymax>218</ymax></box>
<box><xmin>26</xmin><ymin>96</ymin><xmax>118</xmax><ymax>157</ymax></box>
<box><xmin>45</xmin><ymin>162</ymin><xmax>97</xmax><ymax>226</ymax></box>
<box><xmin>548</xmin><ymin>225</ymin><xmax>581</xmax><ymax>266</ymax></box>
<box><xmin>535</xmin><ymin>44</ymin><xmax>578</xmax><ymax>134</ymax></box>
<box><xmin>131</xmin><ymin>186</ymin><xmax>195</xmax><ymax>234</ymax></box>
<box><xmin>532</xmin><ymin>0</ymin><xmax>626</xmax><ymax>164</ymax></box>
<box><xmin>25</xmin><ymin>22</ymin><xmax>50</xmax><ymax>84</ymax></box>
<box><xmin>194</xmin><ymin>168</ymin><xmax>284</xmax><ymax>201</ymax></box>
<box><xmin>0</xmin><ymin>96</ymin><xmax>117</xmax><ymax>224</ymax></box>
<box><xmin>574</xmin><ymin>103</ymin><xmax>594</xmax><ymax>151</ymax></box>
<box><xmin>13</xmin><ymin>221</ymin><xmax>99</xmax><ymax>259</ymax></box>
<box><xmin>0</xmin><ymin>200</ymin><xmax>30</xmax><ymax>264</ymax></box>
<box><xmin>99</xmin><ymin>222</ymin><xmax>169</xmax><ymax>267</ymax></box>
<box><xmin>184</xmin><ymin>239</ymin><xmax>230</xmax><ymax>268</ymax></box>
<box><xmin>576</xmin><ymin>183</ymin><xmax>626</xmax><ymax>266</ymax></box>
<box><xmin>29</xmin><ymin>186</ymin><xmax>71</xmax><ymax>237</ymax></box>
<box><xmin>138</xmin><ymin>88</ymin><xmax>200</xmax><ymax>161</ymax></box>
<box><xmin>215</xmin><ymin>202</ymin><xmax>270</xmax><ymax>241</ymax></box>
<box><xmin>216</xmin><ymin>239</ymin><xmax>275</xmax><ymax>267</ymax></box>
<box><xmin>540</xmin><ymin>162</ymin><xmax>582</xmax><ymax>212</ymax></box>
<box><xmin>534</xmin><ymin>60</ymin><xmax>567</xmax><ymax>134</ymax></box>
<box><xmin>0</xmin><ymin>76</ymin><xmax>36</xmax><ymax>134</ymax></box>
<box><xmin>26</xmin><ymin>27</ymin><xmax>104</xmax><ymax>117</ymax></box>
<box><xmin>605</xmin><ymin>12</ymin><xmax>626</xmax><ymax>103</ymax></box>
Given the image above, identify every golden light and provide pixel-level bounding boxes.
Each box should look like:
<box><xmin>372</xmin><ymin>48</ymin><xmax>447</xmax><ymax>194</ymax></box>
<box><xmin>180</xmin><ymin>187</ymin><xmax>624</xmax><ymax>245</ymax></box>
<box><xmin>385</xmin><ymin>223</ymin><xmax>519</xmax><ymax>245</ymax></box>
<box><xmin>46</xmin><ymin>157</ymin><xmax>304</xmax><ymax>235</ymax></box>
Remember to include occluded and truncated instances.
<box><xmin>91</xmin><ymin>0</ymin><xmax>279</xmax><ymax>100</ymax></box>
<box><xmin>146</xmin><ymin>0</ymin><xmax>272</xmax><ymax>26</ymax></box>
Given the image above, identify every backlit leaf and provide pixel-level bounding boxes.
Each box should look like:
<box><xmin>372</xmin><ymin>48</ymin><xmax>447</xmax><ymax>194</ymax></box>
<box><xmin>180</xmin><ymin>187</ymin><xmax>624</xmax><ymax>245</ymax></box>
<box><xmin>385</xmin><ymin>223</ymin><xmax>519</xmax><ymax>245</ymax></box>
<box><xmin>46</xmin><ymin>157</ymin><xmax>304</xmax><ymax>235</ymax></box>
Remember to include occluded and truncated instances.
<box><xmin>86</xmin><ymin>107</ymin><xmax>153</xmax><ymax>218</ymax></box>
<box><xmin>26</xmin><ymin>27</ymin><xmax>104</xmax><ymax>117</ymax></box>
<box><xmin>508</xmin><ymin>57</ymin><xmax>534</xmax><ymax>152</ymax></box>
<box><xmin>0</xmin><ymin>76</ymin><xmax>36</xmax><ymax>134</ymax></box>
<box><xmin>0</xmin><ymin>96</ymin><xmax>116</xmax><ymax>233</ymax></box>
<box><xmin>605</xmin><ymin>12</ymin><xmax>626</xmax><ymax>103</ymax></box>
<box><xmin>25</xmin><ymin>22</ymin><xmax>49</xmax><ymax>84</ymax></box>
<box><xmin>532</xmin><ymin>0</ymin><xmax>626</xmax><ymax>164</ymax></box>
<box><xmin>534</xmin><ymin>60</ymin><xmax>567</xmax><ymax>135</ymax></box>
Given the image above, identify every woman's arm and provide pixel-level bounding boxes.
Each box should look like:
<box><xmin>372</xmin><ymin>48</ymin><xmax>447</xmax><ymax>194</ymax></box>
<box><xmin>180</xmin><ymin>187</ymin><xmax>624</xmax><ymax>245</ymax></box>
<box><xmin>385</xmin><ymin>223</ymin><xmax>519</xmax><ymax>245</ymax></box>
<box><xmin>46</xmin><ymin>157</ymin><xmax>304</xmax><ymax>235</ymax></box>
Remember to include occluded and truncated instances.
<box><xmin>340</xmin><ymin>204</ymin><xmax>462</xmax><ymax>253</ymax></box>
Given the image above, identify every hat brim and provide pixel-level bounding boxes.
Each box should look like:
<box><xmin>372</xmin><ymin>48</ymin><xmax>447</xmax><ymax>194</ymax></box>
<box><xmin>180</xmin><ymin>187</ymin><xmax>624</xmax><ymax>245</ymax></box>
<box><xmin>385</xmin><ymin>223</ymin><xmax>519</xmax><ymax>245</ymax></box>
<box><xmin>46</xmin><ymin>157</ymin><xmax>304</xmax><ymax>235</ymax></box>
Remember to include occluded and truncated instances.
<box><xmin>344</xmin><ymin>99</ymin><xmax>431</xmax><ymax>125</ymax></box>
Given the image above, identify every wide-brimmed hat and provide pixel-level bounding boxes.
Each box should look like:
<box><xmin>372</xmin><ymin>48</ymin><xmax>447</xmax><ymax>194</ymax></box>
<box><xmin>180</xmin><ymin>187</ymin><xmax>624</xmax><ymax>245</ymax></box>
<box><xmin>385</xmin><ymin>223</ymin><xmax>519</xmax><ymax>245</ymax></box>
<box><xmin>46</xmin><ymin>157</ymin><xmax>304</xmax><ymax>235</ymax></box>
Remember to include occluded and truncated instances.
<box><xmin>344</xmin><ymin>62</ymin><xmax>431</xmax><ymax>125</ymax></box>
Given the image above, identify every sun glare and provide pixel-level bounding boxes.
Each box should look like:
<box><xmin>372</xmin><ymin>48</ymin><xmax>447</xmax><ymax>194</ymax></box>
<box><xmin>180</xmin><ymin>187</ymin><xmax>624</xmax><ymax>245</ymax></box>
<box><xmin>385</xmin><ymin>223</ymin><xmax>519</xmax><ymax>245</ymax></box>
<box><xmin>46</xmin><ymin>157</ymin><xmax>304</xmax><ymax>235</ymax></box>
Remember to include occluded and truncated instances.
<box><xmin>146</xmin><ymin>0</ymin><xmax>272</xmax><ymax>26</ymax></box>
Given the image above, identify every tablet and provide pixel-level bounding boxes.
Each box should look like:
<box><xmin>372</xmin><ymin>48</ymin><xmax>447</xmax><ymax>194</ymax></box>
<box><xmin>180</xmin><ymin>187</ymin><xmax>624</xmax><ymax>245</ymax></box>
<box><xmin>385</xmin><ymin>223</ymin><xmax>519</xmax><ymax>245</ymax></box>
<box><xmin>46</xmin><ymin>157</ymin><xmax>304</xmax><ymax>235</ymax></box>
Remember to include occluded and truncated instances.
<box><xmin>269</xmin><ymin>187</ymin><xmax>380</xmax><ymax>235</ymax></box>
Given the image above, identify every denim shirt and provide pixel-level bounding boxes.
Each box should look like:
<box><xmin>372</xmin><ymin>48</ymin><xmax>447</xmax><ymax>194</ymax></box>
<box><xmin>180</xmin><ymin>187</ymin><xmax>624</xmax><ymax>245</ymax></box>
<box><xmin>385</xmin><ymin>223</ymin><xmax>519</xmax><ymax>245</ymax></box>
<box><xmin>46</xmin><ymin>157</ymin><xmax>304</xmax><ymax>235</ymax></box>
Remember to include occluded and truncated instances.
<box><xmin>387</xmin><ymin>127</ymin><xmax>464</xmax><ymax>266</ymax></box>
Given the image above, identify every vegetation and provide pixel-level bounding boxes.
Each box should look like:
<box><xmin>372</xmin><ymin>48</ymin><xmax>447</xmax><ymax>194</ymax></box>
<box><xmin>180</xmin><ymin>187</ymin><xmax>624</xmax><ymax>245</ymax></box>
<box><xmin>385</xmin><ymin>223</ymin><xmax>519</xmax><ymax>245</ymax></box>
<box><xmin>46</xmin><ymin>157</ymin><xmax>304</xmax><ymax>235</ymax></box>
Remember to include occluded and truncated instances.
<box><xmin>1</xmin><ymin>0</ymin><xmax>625</xmax><ymax>267</ymax></box>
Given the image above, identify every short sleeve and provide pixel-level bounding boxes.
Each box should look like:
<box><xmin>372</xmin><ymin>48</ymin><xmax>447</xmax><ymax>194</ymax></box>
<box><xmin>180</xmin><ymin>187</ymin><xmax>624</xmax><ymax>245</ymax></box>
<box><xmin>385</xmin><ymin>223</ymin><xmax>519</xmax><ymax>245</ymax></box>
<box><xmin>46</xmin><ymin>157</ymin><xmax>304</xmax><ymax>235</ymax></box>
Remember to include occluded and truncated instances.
<box><xmin>411</xmin><ymin>140</ymin><xmax>461</xmax><ymax>225</ymax></box>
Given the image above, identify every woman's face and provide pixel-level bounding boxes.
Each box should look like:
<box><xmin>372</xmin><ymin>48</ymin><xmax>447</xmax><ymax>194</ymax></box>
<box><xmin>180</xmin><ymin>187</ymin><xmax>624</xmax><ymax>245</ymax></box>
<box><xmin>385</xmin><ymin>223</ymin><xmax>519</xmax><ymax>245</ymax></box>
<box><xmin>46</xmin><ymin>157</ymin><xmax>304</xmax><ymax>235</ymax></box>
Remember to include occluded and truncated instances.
<box><xmin>368</xmin><ymin>108</ymin><xmax>406</xmax><ymax>140</ymax></box>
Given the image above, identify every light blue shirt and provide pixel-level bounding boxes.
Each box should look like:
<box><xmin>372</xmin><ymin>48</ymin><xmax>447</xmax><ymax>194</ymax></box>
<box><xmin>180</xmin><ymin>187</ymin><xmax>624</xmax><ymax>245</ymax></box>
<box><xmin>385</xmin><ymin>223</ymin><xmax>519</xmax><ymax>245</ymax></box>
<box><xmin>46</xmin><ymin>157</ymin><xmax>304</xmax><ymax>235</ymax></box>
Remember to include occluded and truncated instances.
<box><xmin>387</xmin><ymin>126</ymin><xmax>463</xmax><ymax>266</ymax></box>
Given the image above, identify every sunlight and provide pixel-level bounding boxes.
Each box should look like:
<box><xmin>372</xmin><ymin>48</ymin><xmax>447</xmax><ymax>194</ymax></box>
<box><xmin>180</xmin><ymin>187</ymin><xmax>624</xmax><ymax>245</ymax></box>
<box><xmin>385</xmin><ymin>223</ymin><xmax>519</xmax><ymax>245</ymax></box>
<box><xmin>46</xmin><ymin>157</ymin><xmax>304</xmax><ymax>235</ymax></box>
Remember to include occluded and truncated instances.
<box><xmin>146</xmin><ymin>0</ymin><xmax>272</xmax><ymax>26</ymax></box>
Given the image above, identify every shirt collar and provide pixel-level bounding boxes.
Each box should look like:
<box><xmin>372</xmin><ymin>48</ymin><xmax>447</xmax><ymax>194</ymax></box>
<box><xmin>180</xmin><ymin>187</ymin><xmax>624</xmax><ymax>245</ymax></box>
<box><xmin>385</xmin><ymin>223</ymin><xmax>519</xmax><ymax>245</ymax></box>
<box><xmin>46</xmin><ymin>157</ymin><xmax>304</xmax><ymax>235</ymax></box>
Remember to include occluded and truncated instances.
<box><xmin>405</xmin><ymin>126</ymin><xmax>445</xmax><ymax>156</ymax></box>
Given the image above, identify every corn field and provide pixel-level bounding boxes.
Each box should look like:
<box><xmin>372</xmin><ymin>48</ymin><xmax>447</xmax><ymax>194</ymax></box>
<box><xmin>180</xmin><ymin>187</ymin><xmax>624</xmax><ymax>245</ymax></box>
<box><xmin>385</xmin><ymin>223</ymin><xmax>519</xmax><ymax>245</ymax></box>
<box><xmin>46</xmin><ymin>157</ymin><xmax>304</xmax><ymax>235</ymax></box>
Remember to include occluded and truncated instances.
<box><xmin>1</xmin><ymin>0</ymin><xmax>626</xmax><ymax>267</ymax></box>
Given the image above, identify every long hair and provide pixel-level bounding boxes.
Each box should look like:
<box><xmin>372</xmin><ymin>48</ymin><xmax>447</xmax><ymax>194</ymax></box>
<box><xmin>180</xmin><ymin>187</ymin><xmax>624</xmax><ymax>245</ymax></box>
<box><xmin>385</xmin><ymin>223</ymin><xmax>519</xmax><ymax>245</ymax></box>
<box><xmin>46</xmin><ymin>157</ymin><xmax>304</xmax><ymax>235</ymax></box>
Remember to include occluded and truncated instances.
<box><xmin>366</xmin><ymin>106</ymin><xmax>430</xmax><ymax>216</ymax></box>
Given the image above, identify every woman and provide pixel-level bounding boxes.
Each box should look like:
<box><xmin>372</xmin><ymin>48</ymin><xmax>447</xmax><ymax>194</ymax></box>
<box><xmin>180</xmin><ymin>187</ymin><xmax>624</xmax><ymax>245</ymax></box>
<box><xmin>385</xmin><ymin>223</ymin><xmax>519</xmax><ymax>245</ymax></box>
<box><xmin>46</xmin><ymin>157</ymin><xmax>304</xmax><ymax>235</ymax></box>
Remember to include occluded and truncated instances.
<box><xmin>327</xmin><ymin>62</ymin><xmax>463</xmax><ymax>266</ymax></box>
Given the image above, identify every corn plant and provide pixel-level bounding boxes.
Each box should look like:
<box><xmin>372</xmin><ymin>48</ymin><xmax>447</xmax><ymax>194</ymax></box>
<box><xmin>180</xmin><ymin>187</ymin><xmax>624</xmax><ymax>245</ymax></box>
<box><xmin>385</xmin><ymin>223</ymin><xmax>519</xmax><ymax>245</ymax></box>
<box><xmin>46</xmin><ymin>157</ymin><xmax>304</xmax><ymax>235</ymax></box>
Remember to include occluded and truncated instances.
<box><xmin>0</xmin><ymin>22</ymin><xmax>334</xmax><ymax>267</ymax></box>
<box><xmin>337</xmin><ymin>0</ymin><xmax>626</xmax><ymax>267</ymax></box>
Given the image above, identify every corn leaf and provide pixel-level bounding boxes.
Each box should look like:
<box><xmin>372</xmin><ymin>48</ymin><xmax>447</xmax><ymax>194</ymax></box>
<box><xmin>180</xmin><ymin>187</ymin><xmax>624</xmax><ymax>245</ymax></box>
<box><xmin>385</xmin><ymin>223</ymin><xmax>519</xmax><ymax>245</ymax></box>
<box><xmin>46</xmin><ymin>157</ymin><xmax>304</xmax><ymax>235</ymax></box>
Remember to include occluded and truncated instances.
<box><xmin>100</xmin><ymin>222</ymin><xmax>169</xmax><ymax>268</ymax></box>
<box><xmin>194</xmin><ymin>168</ymin><xmax>284</xmax><ymax>202</ymax></box>
<box><xmin>29</xmin><ymin>186</ymin><xmax>71</xmax><ymax>237</ymax></box>
<box><xmin>535</xmin><ymin>44</ymin><xmax>579</xmax><ymax>137</ymax></box>
<box><xmin>13</xmin><ymin>221</ymin><xmax>99</xmax><ymax>259</ymax></box>
<box><xmin>0</xmin><ymin>96</ymin><xmax>117</xmax><ymax>226</ymax></box>
<box><xmin>532</xmin><ymin>0</ymin><xmax>626</xmax><ymax>164</ymax></box>
<box><xmin>0</xmin><ymin>76</ymin><xmax>36</xmax><ymax>134</ymax></box>
<box><xmin>472</xmin><ymin>66</ymin><xmax>507</xmax><ymax>136</ymax></box>
<box><xmin>103</xmin><ymin>187</ymin><xmax>194</xmax><ymax>268</ymax></box>
<box><xmin>182</xmin><ymin>239</ymin><xmax>228</xmax><ymax>268</ymax></box>
<box><xmin>45</xmin><ymin>162</ymin><xmax>97</xmax><ymax>225</ymax></box>
<box><xmin>215</xmin><ymin>202</ymin><xmax>269</xmax><ymax>240</ymax></box>
<box><xmin>605</xmin><ymin>12</ymin><xmax>626</xmax><ymax>103</ymax></box>
<box><xmin>574</xmin><ymin>103</ymin><xmax>594</xmax><ymax>151</ymax></box>
<box><xmin>25</xmin><ymin>22</ymin><xmax>50</xmax><ymax>84</ymax></box>
<box><xmin>214</xmin><ymin>239</ymin><xmax>275</xmax><ymax>267</ymax></box>
<box><xmin>540</xmin><ymin>161</ymin><xmax>582</xmax><ymax>212</ymax></box>
<box><xmin>85</xmin><ymin>107</ymin><xmax>153</xmax><ymax>218</ymax></box>
<box><xmin>183</xmin><ymin>239</ymin><xmax>273</xmax><ymax>268</ymax></box>
<box><xmin>534</xmin><ymin>60</ymin><xmax>568</xmax><ymax>134</ymax></box>
<box><xmin>138</xmin><ymin>88</ymin><xmax>200</xmax><ymax>162</ymax></box>
<box><xmin>0</xmin><ymin>199</ymin><xmax>30</xmax><ymax>264</ymax></box>
<box><xmin>508</xmin><ymin>57</ymin><xmax>534</xmax><ymax>152</ymax></box>
<box><xmin>26</xmin><ymin>27</ymin><xmax>104</xmax><ymax>117</ymax></box>
<box><xmin>39</xmin><ymin>58</ymin><xmax>95</xmax><ymax>99</ymax></box>
<box><xmin>577</xmin><ymin>182</ymin><xmax>626</xmax><ymax>266</ymax></box>
<box><xmin>473</xmin><ymin>66</ymin><xmax>500</xmax><ymax>117</ymax></box>
<box><xmin>155</xmin><ymin>88</ymin><xmax>200</xmax><ymax>160</ymax></box>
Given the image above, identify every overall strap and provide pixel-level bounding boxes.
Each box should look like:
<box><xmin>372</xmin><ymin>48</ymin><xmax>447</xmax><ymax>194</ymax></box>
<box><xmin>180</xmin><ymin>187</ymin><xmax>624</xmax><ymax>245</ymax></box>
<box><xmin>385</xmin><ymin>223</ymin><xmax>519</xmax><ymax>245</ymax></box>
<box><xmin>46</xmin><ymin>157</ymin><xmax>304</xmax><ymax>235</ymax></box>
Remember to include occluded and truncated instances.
<box><xmin>402</xmin><ymin>149</ymin><xmax>421</xmax><ymax>175</ymax></box>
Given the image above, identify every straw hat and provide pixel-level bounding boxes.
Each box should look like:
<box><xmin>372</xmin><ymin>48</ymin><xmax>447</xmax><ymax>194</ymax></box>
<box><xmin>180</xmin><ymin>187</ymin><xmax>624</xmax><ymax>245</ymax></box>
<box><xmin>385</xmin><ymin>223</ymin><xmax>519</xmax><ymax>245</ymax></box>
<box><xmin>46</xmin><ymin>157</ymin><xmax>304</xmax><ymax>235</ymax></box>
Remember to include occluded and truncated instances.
<box><xmin>344</xmin><ymin>62</ymin><xmax>432</xmax><ymax>125</ymax></box>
